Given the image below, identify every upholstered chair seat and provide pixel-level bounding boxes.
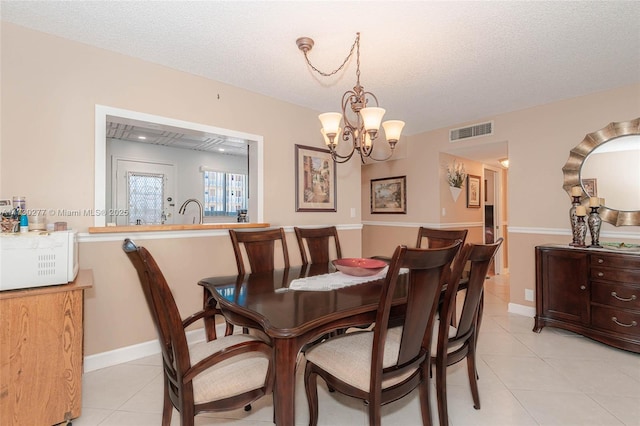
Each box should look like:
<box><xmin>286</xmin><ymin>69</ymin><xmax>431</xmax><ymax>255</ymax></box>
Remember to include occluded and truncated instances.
<box><xmin>189</xmin><ymin>334</ymin><xmax>271</xmax><ymax>404</ymax></box>
<box><xmin>304</xmin><ymin>328</ymin><xmax>416</xmax><ymax>392</ymax></box>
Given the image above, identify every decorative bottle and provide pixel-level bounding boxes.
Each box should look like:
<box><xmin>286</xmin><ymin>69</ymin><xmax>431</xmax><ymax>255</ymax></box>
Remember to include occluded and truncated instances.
<box><xmin>569</xmin><ymin>190</ymin><xmax>582</xmax><ymax>246</ymax></box>
<box><xmin>573</xmin><ymin>205</ymin><xmax>587</xmax><ymax>247</ymax></box>
<box><xmin>588</xmin><ymin>206</ymin><xmax>602</xmax><ymax>247</ymax></box>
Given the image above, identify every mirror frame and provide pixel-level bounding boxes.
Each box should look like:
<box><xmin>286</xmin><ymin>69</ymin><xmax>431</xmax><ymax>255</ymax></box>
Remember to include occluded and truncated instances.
<box><xmin>562</xmin><ymin>117</ymin><xmax>640</xmax><ymax>226</ymax></box>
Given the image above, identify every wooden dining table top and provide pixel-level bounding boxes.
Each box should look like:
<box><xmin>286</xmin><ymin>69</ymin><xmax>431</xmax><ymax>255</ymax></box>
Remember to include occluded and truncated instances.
<box><xmin>198</xmin><ymin>263</ymin><xmax>409</xmax><ymax>339</ymax></box>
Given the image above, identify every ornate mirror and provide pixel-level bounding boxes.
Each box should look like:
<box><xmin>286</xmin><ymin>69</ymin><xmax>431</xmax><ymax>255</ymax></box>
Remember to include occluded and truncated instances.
<box><xmin>562</xmin><ymin>118</ymin><xmax>640</xmax><ymax>226</ymax></box>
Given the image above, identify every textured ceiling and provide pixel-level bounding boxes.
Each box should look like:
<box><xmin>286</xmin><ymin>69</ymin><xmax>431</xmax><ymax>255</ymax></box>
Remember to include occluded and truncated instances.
<box><xmin>2</xmin><ymin>1</ymin><xmax>639</xmax><ymax>161</ymax></box>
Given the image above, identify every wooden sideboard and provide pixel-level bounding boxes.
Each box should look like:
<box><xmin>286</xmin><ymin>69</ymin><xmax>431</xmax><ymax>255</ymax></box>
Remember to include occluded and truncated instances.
<box><xmin>0</xmin><ymin>269</ymin><xmax>93</xmax><ymax>425</ymax></box>
<box><xmin>534</xmin><ymin>245</ymin><xmax>639</xmax><ymax>353</ymax></box>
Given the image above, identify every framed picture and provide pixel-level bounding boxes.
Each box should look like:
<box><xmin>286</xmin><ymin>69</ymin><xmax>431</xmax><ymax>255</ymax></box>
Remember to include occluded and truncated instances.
<box><xmin>467</xmin><ymin>174</ymin><xmax>481</xmax><ymax>208</ymax></box>
<box><xmin>371</xmin><ymin>176</ymin><xmax>407</xmax><ymax>214</ymax></box>
<box><xmin>582</xmin><ymin>178</ymin><xmax>597</xmax><ymax>197</ymax></box>
<box><xmin>295</xmin><ymin>144</ymin><xmax>336</xmax><ymax>212</ymax></box>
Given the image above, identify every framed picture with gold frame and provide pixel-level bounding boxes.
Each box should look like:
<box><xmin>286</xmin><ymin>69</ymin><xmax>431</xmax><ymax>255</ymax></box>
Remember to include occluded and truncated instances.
<box><xmin>295</xmin><ymin>144</ymin><xmax>337</xmax><ymax>212</ymax></box>
<box><xmin>466</xmin><ymin>174</ymin><xmax>481</xmax><ymax>208</ymax></box>
<box><xmin>371</xmin><ymin>176</ymin><xmax>407</xmax><ymax>214</ymax></box>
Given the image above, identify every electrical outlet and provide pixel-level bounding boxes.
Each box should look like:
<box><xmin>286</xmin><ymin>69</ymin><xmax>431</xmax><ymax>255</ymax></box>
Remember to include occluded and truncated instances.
<box><xmin>525</xmin><ymin>289</ymin><xmax>535</xmax><ymax>302</ymax></box>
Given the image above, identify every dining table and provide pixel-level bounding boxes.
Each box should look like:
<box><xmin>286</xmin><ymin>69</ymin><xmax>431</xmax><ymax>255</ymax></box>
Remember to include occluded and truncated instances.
<box><xmin>198</xmin><ymin>262</ymin><xmax>410</xmax><ymax>426</ymax></box>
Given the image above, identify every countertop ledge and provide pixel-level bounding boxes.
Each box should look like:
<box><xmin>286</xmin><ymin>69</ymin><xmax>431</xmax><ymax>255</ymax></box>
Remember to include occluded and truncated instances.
<box><xmin>88</xmin><ymin>223</ymin><xmax>270</xmax><ymax>234</ymax></box>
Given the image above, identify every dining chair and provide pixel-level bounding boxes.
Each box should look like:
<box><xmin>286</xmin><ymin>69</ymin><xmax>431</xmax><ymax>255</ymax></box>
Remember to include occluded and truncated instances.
<box><xmin>303</xmin><ymin>241</ymin><xmax>461</xmax><ymax>426</ymax></box>
<box><xmin>294</xmin><ymin>226</ymin><xmax>342</xmax><ymax>265</ymax></box>
<box><xmin>372</xmin><ymin>227</ymin><xmax>467</xmax><ymax>264</ymax></box>
<box><xmin>122</xmin><ymin>238</ymin><xmax>274</xmax><ymax>426</ymax></box>
<box><xmin>415</xmin><ymin>227</ymin><xmax>469</xmax><ymax>326</ymax></box>
<box><xmin>225</xmin><ymin>227</ymin><xmax>291</xmax><ymax>336</ymax></box>
<box><xmin>415</xmin><ymin>226</ymin><xmax>468</xmax><ymax>250</ymax></box>
<box><xmin>433</xmin><ymin>238</ymin><xmax>503</xmax><ymax>426</ymax></box>
<box><xmin>203</xmin><ymin>228</ymin><xmax>290</xmax><ymax>339</ymax></box>
<box><xmin>229</xmin><ymin>227</ymin><xmax>290</xmax><ymax>275</ymax></box>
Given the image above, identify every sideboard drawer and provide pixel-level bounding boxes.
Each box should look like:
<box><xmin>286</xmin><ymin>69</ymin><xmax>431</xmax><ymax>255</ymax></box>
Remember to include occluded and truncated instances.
<box><xmin>591</xmin><ymin>282</ymin><xmax>640</xmax><ymax>310</ymax></box>
<box><xmin>590</xmin><ymin>267</ymin><xmax>640</xmax><ymax>284</ymax></box>
<box><xmin>591</xmin><ymin>253</ymin><xmax>640</xmax><ymax>270</ymax></box>
<box><xmin>591</xmin><ymin>306</ymin><xmax>640</xmax><ymax>337</ymax></box>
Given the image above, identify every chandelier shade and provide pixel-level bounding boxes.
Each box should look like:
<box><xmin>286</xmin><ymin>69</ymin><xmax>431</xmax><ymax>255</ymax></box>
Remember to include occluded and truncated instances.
<box><xmin>360</xmin><ymin>107</ymin><xmax>385</xmax><ymax>132</ymax></box>
<box><xmin>318</xmin><ymin>112</ymin><xmax>343</xmax><ymax>138</ymax></box>
<box><xmin>297</xmin><ymin>32</ymin><xmax>405</xmax><ymax>163</ymax></box>
<box><xmin>382</xmin><ymin>120</ymin><xmax>405</xmax><ymax>143</ymax></box>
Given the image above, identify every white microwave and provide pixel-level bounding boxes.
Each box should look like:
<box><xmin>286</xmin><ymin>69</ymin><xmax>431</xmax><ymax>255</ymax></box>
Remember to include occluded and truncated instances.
<box><xmin>0</xmin><ymin>230</ymin><xmax>79</xmax><ymax>291</ymax></box>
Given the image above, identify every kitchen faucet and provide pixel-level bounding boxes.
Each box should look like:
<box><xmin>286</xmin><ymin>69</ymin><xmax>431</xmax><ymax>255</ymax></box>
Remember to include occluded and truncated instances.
<box><xmin>178</xmin><ymin>199</ymin><xmax>203</xmax><ymax>224</ymax></box>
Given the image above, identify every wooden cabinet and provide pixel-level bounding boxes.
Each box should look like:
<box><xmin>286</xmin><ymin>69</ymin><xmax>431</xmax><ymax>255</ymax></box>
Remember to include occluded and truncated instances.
<box><xmin>0</xmin><ymin>270</ymin><xmax>93</xmax><ymax>425</ymax></box>
<box><xmin>535</xmin><ymin>246</ymin><xmax>639</xmax><ymax>353</ymax></box>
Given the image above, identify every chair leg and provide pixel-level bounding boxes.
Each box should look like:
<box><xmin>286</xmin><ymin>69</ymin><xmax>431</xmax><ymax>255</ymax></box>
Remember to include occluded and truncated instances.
<box><xmin>466</xmin><ymin>342</ymin><xmax>481</xmax><ymax>409</ymax></box>
<box><xmin>161</xmin><ymin>381</ymin><xmax>173</xmax><ymax>426</ymax></box>
<box><xmin>418</xmin><ymin>367</ymin><xmax>433</xmax><ymax>426</ymax></box>
<box><xmin>304</xmin><ymin>364</ymin><xmax>320</xmax><ymax>426</ymax></box>
<box><xmin>181</xmin><ymin>404</ymin><xmax>195</xmax><ymax>426</ymax></box>
<box><xmin>436</xmin><ymin>352</ymin><xmax>449</xmax><ymax>426</ymax></box>
<box><xmin>202</xmin><ymin>290</ymin><xmax>217</xmax><ymax>342</ymax></box>
<box><xmin>367</xmin><ymin>400</ymin><xmax>382</xmax><ymax>426</ymax></box>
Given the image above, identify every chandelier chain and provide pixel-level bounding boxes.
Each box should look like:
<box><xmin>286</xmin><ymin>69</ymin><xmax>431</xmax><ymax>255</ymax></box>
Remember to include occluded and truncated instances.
<box><xmin>303</xmin><ymin>33</ymin><xmax>360</xmax><ymax>79</ymax></box>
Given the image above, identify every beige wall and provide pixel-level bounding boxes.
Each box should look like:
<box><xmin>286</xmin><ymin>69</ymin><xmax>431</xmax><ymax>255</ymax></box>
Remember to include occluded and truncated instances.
<box><xmin>1</xmin><ymin>23</ymin><xmax>363</xmax><ymax>356</ymax></box>
<box><xmin>362</xmin><ymin>83</ymin><xmax>640</xmax><ymax>310</ymax></box>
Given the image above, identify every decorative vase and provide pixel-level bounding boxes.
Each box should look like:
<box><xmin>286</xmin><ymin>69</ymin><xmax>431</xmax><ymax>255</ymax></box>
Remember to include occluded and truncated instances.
<box><xmin>449</xmin><ymin>186</ymin><xmax>462</xmax><ymax>202</ymax></box>
<box><xmin>574</xmin><ymin>215</ymin><xmax>587</xmax><ymax>247</ymax></box>
<box><xmin>588</xmin><ymin>206</ymin><xmax>602</xmax><ymax>247</ymax></box>
<box><xmin>569</xmin><ymin>195</ymin><xmax>582</xmax><ymax>246</ymax></box>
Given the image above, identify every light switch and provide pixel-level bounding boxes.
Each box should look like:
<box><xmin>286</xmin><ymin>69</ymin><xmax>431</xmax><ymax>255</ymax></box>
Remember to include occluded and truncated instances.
<box><xmin>350</xmin><ymin>207</ymin><xmax>356</xmax><ymax>218</ymax></box>
<box><xmin>442</xmin><ymin>208</ymin><xmax>446</xmax><ymax>216</ymax></box>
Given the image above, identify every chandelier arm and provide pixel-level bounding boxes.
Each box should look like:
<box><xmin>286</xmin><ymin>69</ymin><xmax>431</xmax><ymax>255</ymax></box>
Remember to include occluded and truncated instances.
<box><xmin>364</xmin><ymin>149</ymin><xmax>395</xmax><ymax>163</ymax></box>
<box><xmin>302</xmin><ymin>33</ymin><xmax>360</xmax><ymax>78</ymax></box>
<box><xmin>329</xmin><ymin>132</ymin><xmax>358</xmax><ymax>163</ymax></box>
<box><xmin>330</xmin><ymin>146</ymin><xmax>357</xmax><ymax>164</ymax></box>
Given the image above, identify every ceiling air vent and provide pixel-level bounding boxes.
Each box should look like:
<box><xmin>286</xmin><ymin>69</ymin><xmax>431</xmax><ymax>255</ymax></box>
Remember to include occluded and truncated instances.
<box><xmin>449</xmin><ymin>121</ymin><xmax>493</xmax><ymax>142</ymax></box>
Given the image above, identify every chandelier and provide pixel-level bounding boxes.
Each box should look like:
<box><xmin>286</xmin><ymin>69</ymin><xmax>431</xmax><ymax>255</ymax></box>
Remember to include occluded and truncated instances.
<box><xmin>296</xmin><ymin>32</ymin><xmax>405</xmax><ymax>164</ymax></box>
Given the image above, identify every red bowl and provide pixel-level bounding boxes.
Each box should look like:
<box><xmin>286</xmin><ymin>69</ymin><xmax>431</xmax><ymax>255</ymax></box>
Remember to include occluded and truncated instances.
<box><xmin>332</xmin><ymin>258</ymin><xmax>387</xmax><ymax>277</ymax></box>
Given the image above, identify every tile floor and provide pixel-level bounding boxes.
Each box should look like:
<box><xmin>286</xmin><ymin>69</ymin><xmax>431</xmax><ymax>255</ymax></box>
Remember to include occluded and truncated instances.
<box><xmin>74</xmin><ymin>274</ymin><xmax>640</xmax><ymax>425</ymax></box>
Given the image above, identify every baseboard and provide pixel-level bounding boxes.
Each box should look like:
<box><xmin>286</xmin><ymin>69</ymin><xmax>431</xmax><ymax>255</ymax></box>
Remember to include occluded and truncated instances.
<box><xmin>508</xmin><ymin>302</ymin><xmax>536</xmax><ymax>317</ymax></box>
<box><xmin>84</xmin><ymin>326</ymin><xmax>213</xmax><ymax>373</ymax></box>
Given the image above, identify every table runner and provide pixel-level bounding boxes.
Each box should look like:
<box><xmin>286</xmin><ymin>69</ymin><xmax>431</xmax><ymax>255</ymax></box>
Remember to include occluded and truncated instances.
<box><xmin>289</xmin><ymin>267</ymin><xmax>408</xmax><ymax>291</ymax></box>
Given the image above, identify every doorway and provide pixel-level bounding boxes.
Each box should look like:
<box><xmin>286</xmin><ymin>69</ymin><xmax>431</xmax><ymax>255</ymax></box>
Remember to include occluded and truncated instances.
<box><xmin>113</xmin><ymin>158</ymin><xmax>176</xmax><ymax>225</ymax></box>
<box><xmin>445</xmin><ymin>140</ymin><xmax>508</xmax><ymax>275</ymax></box>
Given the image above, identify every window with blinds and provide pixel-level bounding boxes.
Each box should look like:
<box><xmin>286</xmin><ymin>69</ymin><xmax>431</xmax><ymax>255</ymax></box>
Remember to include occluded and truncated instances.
<box><xmin>203</xmin><ymin>171</ymin><xmax>247</xmax><ymax>216</ymax></box>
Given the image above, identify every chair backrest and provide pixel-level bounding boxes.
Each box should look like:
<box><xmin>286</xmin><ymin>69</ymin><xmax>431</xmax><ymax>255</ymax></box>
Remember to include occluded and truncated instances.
<box><xmin>440</xmin><ymin>238</ymin><xmax>504</xmax><ymax>341</ymax></box>
<box><xmin>371</xmin><ymin>242</ymin><xmax>461</xmax><ymax>394</ymax></box>
<box><xmin>229</xmin><ymin>228</ymin><xmax>290</xmax><ymax>275</ymax></box>
<box><xmin>122</xmin><ymin>238</ymin><xmax>191</xmax><ymax>394</ymax></box>
<box><xmin>294</xmin><ymin>226</ymin><xmax>342</xmax><ymax>265</ymax></box>
<box><xmin>415</xmin><ymin>227</ymin><xmax>468</xmax><ymax>249</ymax></box>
